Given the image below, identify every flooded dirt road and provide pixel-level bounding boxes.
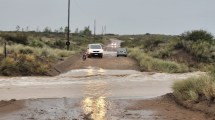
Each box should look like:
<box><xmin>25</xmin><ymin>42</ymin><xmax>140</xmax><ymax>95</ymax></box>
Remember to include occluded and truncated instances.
<box><xmin>0</xmin><ymin>68</ymin><xmax>203</xmax><ymax>100</ymax></box>
<box><xmin>0</xmin><ymin>39</ymin><xmax>208</xmax><ymax>120</ymax></box>
<box><xmin>0</xmin><ymin>68</ymin><xmax>205</xmax><ymax>120</ymax></box>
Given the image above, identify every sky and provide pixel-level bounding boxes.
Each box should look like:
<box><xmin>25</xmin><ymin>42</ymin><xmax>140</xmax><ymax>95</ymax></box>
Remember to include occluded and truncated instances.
<box><xmin>0</xmin><ymin>0</ymin><xmax>215</xmax><ymax>35</ymax></box>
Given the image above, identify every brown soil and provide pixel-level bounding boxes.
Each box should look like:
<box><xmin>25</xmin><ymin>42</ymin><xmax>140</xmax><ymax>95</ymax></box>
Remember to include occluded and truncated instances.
<box><xmin>48</xmin><ymin>53</ymin><xmax>139</xmax><ymax>76</ymax></box>
<box><xmin>174</xmin><ymin>95</ymin><xmax>215</xmax><ymax>119</ymax></box>
<box><xmin>127</xmin><ymin>94</ymin><xmax>214</xmax><ymax>120</ymax></box>
<box><xmin>0</xmin><ymin>99</ymin><xmax>24</xmax><ymax>115</ymax></box>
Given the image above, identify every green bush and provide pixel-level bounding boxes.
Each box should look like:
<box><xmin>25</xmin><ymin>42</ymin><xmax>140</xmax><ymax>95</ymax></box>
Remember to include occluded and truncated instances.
<box><xmin>181</xmin><ymin>30</ymin><xmax>214</xmax><ymax>43</ymax></box>
<box><xmin>129</xmin><ymin>48</ymin><xmax>188</xmax><ymax>73</ymax></box>
<box><xmin>179</xmin><ymin>30</ymin><xmax>215</xmax><ymax>62</ymax></box>
<box><xmin>53</xmin><ymin>40</ymin><xmax>65</xmax><ymax>49</ymax></box>
<box><xmin>181</xmin><ymin>39</ymin><xmax>215</xmax><ymax>62</ymax></box>
<box><xmin>30</xmin><ymin>40</ymin><xmax>44</xmax><ymax>48</ymax></box>
<box><xmin>1</xmin><ymin>33</ymin><xmax>29</xmax><ymax>45</ymax></box>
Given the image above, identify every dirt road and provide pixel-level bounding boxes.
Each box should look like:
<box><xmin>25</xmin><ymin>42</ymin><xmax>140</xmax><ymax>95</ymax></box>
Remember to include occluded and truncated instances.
<box><xmin>48</xmin><ymin>39</ymin><xmax>138</xmax><ymax>76</ymax></box>
<box><xmin>0</xmin><ymin>39</ymin><xmax>209</xmax><ymax>120</ymax></box>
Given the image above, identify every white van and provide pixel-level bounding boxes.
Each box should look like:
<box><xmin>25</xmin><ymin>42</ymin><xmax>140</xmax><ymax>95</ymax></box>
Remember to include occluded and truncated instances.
<box><xmin>87</xmin><ymin>44</ymin><xmax>104</xmax><ymax>58</ymax></box>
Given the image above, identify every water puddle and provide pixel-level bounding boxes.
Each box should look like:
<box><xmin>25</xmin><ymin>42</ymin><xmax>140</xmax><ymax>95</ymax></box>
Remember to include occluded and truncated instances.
<box><xmin>82</xmin><ymin>97</ymin><xmax>108</xmax><ymax>120</ymax></box>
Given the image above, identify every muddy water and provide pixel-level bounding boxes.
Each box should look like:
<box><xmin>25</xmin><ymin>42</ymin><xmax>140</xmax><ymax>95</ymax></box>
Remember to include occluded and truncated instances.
<box><xmin>0</xmin><ymin>68</ymin><xmax>204</xmax><ymax>100</ymax></box>
<box><xmin>0</xmin><ymin>68</ymin><xmax>204</xmax><ymax>120</ymax></box>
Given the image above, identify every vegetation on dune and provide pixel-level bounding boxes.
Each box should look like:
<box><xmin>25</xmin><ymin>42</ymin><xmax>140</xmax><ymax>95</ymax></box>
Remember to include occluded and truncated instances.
<box><xmin>0</xmin><ymin>54</ymin><xmax>49</xmax><ymax>76</ymax></box>
<box><xmin>181</xmin><ymin>30</ymin><xmax>214</xmax><ymax>43</ymax></box>
<box><xmin>0</xmin><ymin>27</ymin><xmax>104</xmax><ymax>76</ymax></box>
<box><xmin>129</xmin><ymin>48</ymin><xmax>188</xmax><ymax>73</ymax></box>
<box><xmin>181</xmin><ymin>30</ymin><xmax>215</xmax><ymax>62</ymax></box>
<box><xmin>120</xmin><ymin>30</ymin><xmax>215</xmax><ymax>103</ymax></box>
<box><xmin>172</xmin><ymin>74</ymin><xmax>215</xmax><ymax>102</ymax></box>
<box><xmin>0</xmin><ymin>44</ymin><xmax>75</xmax><ymax>76</ymax></box>
<box><xmin>7</xmin><ymin>45</ymin><xmax>75</xmax><ymax>58</ymax></box>
<box><xmin>119</xmin><ymin>30</ymin><xmax>215</xmax><ymax>71</ymax></box>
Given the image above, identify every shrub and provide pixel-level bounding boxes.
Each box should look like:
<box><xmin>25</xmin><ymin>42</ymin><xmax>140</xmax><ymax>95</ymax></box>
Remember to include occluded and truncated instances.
<box><xmin>0</xmin><ymin>57</ymin><xmax>17</xmax><ymax>75</ymax></box>
<box><xmin>173</xmin><ymin>75</ymin><xmax>215</xmax><ymax>101</ymax></box>
<box><xmin>151</xmin><ymin>48</ymin><xmax>173</xmax><ymax>58</ymax></box>
<box><xmin>181</xmin><ymin>30</ymin><xmax>214</xmax><ymax>43</ymax></box>
<box><xmin>53</xmin><ymin>40</ymin><xmax>65</xmax><ymax>49</ymax></box>
<box><xmin>1</xmin><ymin>33</ymin><xmax>29</xmax><ymax>45</ymax></box>
<box><xmin>182</xmin><ymin>39</ymin><xmax>215</xmax><ymax>62</ymax></box>
<box><xmin>191</xmin><ymin>41</ymin><xmax>214</xmax><ymax>61</ymax></box>
<box><xmin>19</xmin><ymin>48</ymin><xmax>34</xmax><ymax>54</ymax></box>
<box><xmin>180</xmin><ymin>30</ymin><xmax>215</xmax><ymax>62</ymax></box>
<box><xmin>0</xmin><ymin>54</ymin><xmax>50</xmax><ymax>76</ymax></box>
<box><xmin>30</xmin><ymin>40</ymin><xmax>44</xmax><ymax>48</ymax></box>
<box><xmin>129</xmin><ymin>48</ymin><xmax>188</xmax><ymax>73</ymax></box>
<box><xmin>7</xmin><ymin>44</ymin><xmax>75</xmax><ymax>59</ymax></box>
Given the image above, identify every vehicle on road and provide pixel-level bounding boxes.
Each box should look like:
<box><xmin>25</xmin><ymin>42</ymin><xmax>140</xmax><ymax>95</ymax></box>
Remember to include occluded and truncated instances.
<box><xmin>87</xmin><ymin>44</ymin><xmax>104</xmax><ymax>58</ymax></box>
<box><xmin>82</xmin><ymin>51</ymin><xmax>87</xmax><ymax>61</ymax></box>
<box><xmin>117</xmin><ymin>48</ymin><xmax>128</xmax><ymax>57</ymax></box>
<box><xmin>111</xmin><ymin>42</ymin><xmax>117</xmax><ymax>47</ymax></box>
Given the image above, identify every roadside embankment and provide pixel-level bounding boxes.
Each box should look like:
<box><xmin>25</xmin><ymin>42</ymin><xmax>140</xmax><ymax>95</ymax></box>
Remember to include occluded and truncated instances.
<box><xmin>128</xmin><ymin>48</ymin><xmax>189</xmax><ymax>73</ymax></box>
<box><xmin>172</xmin><ymin>69</ymin><xmax>215</xmax><ymax>119</ymax></box>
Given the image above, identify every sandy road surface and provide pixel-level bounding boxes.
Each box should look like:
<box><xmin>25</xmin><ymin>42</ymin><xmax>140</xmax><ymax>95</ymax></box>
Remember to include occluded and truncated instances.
<box><xmin>0</xmin><ymin>39</ymin><xmax>209</xmax><ymax>120</ymax></box>
<box><xmin>48</xmin><ymin>38</ymin><xmax>138</xmax><ymax>76</ymax></box>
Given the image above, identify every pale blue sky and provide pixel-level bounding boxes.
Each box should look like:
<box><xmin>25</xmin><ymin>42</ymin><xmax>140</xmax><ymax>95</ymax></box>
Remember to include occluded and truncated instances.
<box><xmin>0</xmin><ymin>0</ymin><xmax>214</xmax><ymax>35</ymax></box>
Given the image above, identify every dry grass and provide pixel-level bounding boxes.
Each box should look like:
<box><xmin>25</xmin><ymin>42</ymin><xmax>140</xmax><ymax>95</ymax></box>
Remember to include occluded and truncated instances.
<box><xmin>0</xmin><ymin>44</ymin><xmax>75</xmax><ymax>76</ymax></box>
<box><xmin>0</xmin><ymin>54</ymin><xmax>49</xmax><ymax>76</ymax></box>
<box><xmin>0</xmin><ymin>46</ymin><xmax>3</xmax><ymax>55</ymax></box>
<box><xmin>172</xmin><ymin>75</ymin><xmax>215</xmax><ymax>101</ymax></box>
<box><xmin>7</xmin><ymin>44</ymin><xmax>75</xmax><ymax>58</ymax></box>
<box><xmin>128</xmin><ymin>48</ymin><xmax>188</xmax><ymax>73</ymax></box>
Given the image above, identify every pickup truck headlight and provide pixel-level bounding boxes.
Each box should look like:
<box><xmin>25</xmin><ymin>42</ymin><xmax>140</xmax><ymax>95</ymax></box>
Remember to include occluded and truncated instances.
<box><xmin>88</xmin><ymin>49</ymin><xmax>93</xmax><ymax>53</ymax></box>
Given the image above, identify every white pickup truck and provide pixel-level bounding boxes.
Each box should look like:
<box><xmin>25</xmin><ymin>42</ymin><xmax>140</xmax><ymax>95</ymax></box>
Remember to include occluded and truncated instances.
<box><xmin>87</xmin><ymin>44</ymin><xmax>104</xmax><ymax>58</ymax></box>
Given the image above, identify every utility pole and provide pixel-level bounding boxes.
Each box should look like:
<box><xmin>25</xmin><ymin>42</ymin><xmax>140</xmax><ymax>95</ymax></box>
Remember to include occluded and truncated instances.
<box><xmin>101</xmin><ymin>26</ymin><xmax>104</xmax><ymax>35</ymax></box>
<box><xmin>94</xmin><ymin>19</ymin><xmax>96</xmax><ymax>43</ymax></box>
<box><xmin>104</xmin><ymin>25</ymin><xmax>106</xmax><ymax>35</ymax></box>
<box><xmin>66</xmin><ymin>0</ymin><xmax>71</xmax><ymax>50</ymax></box>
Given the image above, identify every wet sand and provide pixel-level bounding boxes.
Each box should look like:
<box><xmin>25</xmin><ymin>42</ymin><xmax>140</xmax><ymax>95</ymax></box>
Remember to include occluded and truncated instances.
<box><xmin>0</xmin><ymin>95</ymin><xmax>211</xmax><ymax>120</ymax></box>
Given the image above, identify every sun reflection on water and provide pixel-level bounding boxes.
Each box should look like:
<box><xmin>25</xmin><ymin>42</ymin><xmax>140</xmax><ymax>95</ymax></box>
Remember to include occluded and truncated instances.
<box><xmin>82</xmin><ymin>97</ymin><xmax>107</xmax><ymax>120</ymax></box>
<box><xmin>82</xmin><ymin>67</ymin><xmax>108</xmax><ymax>120</ymax></box>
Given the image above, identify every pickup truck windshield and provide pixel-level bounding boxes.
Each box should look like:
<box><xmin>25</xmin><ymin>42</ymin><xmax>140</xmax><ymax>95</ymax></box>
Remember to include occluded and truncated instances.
<box><xmin>90</xmin><ymin>45</ymin><xmax>101</xmax><ymax>49</ymax></box>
